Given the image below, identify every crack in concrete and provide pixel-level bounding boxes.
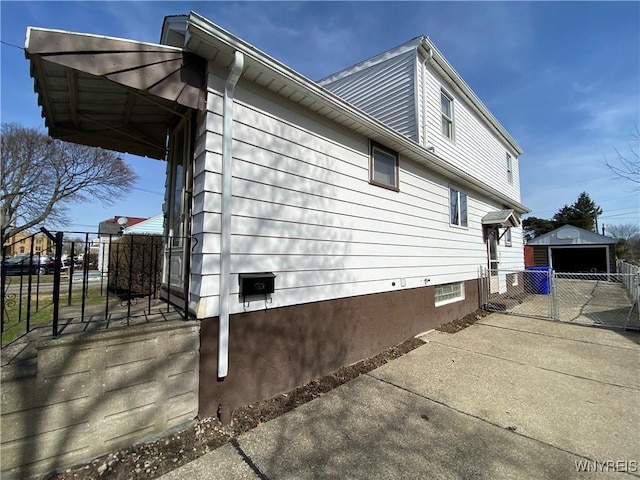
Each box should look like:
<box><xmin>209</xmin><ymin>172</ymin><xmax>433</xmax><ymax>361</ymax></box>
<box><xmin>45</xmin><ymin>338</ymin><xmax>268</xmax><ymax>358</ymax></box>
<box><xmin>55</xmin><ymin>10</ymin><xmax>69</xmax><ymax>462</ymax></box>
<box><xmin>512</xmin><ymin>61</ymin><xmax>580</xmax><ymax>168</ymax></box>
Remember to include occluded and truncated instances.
<box><xmin>231</xmin><ymin>438</ymin><xmax>270</xmax><ymax>480</ymax></box>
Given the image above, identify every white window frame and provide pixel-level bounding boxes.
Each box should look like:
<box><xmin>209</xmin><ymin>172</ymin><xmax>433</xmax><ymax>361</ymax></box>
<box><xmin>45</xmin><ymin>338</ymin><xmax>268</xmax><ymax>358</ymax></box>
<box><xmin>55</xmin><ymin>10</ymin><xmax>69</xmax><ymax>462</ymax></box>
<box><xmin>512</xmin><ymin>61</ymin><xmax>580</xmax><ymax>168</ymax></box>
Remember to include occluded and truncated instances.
<box><xmin>370</xmin><ymin>141</ymin><xmax>399</xmax><ymax>191</ymax></box>
<box><xmin>435</xmin><ymin>282</ymin><xmax>465</xmax><ymax>306</ymax></box>
<box><xmin>506</xmin><ymin>153</ymin><xmax>513</xmax><ymax>184</ymax></box>
<box><xmin>449</xmin><ymin>186</ymin><xmax>468</xmax><ymax>227</ymax></box>
<box><xmin>440</xmin><ymin>89</ymin><xmax>454</xmax><ymax>140</ymax></box>
<box><xmin>504</xmin><ymin>227</ymin><xmax>512</xmax><ymax>247</ymax></box>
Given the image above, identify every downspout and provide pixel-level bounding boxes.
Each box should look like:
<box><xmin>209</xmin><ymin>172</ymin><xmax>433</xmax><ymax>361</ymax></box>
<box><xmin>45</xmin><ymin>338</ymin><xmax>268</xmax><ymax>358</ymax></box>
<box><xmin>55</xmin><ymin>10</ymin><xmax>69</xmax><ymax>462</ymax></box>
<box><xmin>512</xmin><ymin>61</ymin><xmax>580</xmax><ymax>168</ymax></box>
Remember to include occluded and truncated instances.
<box><xmin>218</xmin><ymin>51</ymin><xmax>244</xmax><ymax>378</ymax></box>
<box><xmin>422</xmin><ymin>48</ymin><xmax>433</xmax><ymax>149</ymax></box>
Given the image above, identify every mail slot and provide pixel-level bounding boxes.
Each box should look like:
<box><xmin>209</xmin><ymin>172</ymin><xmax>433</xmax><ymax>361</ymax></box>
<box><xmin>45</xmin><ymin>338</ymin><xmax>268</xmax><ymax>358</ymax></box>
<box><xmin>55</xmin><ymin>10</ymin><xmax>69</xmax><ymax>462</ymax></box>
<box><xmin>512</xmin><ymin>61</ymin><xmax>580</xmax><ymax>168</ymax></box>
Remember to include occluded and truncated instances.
<box><xmin>239</xmin><ymin>273</ymin><xmax>276</xmax><ymax>297</ymax></box>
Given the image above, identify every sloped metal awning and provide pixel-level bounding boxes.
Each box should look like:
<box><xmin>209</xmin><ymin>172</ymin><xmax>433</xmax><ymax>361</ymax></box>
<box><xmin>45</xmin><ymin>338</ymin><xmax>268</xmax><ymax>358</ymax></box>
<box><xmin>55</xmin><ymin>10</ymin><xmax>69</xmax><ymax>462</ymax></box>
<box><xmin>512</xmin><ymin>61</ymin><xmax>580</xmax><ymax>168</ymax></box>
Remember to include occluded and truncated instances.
<box><xmin>482</xmin><ymin>209</ymin><xmax>520</xmax><ymax>228</ymax></box>
<box><xmin>25</xmin><ymin>27</ymin><xmax>206</xmax><ymax>160</ymax></box>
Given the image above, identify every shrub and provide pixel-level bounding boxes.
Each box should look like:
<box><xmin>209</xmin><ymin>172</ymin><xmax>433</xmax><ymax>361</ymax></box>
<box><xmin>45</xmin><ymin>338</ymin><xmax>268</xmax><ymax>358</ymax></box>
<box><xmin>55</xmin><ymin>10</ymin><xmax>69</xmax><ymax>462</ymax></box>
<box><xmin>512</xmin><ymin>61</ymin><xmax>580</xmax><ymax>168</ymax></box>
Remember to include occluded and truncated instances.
<box><xmin>108</xmin><ymin>234</ymin><xmax>163</xmax><ymax>297</ymax></box>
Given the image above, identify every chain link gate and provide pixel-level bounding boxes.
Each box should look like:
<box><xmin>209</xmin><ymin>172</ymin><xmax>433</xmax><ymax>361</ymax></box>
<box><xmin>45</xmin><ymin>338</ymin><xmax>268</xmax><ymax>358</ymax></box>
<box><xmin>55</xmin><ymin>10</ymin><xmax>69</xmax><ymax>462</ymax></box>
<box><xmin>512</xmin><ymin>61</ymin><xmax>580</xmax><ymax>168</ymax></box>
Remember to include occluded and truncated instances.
<box><xmin>480</xmin><ymin>265</ymin><xmax>640</xmax><ymax>330</ymax></box>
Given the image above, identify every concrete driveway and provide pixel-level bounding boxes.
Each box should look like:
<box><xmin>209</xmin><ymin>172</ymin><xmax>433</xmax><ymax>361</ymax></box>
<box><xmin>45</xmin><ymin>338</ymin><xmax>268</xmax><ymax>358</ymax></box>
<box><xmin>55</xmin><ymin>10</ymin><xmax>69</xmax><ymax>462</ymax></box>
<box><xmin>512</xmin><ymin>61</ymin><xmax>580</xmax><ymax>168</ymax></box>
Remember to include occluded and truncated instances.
<box><xmin>160</xmin><ymin>314</ymin><xmax>640</xmax><ymax>479</ymax></box>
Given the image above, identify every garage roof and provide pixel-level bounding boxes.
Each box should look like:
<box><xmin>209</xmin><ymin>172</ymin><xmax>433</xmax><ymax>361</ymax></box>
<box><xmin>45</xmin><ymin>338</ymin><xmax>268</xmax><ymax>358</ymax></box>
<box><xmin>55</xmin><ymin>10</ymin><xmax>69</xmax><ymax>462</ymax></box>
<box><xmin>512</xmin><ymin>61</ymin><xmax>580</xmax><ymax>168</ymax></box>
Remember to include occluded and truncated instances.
<box><xmin>527</xmin><ymin>225</ymin><xmax>617</xmax><ymax>246</ymax></box>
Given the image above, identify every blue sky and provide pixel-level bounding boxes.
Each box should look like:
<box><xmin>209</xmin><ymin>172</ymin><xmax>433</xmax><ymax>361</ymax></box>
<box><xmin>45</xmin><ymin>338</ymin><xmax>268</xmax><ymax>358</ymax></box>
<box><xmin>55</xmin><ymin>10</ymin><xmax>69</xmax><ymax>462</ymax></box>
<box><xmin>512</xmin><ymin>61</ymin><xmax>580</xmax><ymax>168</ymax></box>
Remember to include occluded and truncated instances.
<box><xmin>1</xmin><ymin>1</ymin><xmax>639</xmax><ymax>232</ymax></box>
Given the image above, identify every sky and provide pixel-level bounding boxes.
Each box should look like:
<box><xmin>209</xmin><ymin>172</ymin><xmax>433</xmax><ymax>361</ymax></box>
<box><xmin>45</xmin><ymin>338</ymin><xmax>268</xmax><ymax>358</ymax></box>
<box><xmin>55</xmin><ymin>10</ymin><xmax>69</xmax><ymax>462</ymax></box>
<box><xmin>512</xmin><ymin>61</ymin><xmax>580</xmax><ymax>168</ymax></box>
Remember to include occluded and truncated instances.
<box><xmin>1</xmin><ymin>1</ymin><xmax>639</xmax><ymax>233</ymax></box>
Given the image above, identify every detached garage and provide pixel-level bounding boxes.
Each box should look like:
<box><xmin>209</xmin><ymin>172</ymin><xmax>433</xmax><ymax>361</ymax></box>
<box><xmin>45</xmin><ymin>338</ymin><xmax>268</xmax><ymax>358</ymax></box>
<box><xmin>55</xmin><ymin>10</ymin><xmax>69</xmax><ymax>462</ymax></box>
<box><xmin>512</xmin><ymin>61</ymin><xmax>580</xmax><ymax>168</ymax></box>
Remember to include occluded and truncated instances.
<box><xmin>526</xmin><ymin>225</ymin><xmax>618</xmax><ymax>274</ymax></box>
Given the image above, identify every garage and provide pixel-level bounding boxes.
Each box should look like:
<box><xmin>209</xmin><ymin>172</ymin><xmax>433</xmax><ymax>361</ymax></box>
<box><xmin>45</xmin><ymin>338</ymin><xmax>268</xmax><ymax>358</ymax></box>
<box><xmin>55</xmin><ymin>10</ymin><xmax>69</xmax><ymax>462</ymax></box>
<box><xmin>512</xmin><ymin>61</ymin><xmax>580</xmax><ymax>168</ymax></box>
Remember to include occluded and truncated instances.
<box><xmin>526</xmin><ymin>225</ymin><xmax>617</xmax><ymax>274</ymax></box>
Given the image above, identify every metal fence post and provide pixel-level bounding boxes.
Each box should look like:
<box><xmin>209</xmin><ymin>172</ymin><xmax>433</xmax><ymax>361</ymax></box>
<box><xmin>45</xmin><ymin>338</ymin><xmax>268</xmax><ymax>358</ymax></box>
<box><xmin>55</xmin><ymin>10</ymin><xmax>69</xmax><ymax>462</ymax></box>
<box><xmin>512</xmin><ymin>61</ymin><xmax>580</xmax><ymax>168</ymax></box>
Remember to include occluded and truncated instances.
<box><xmin>1</xmin><ymin>245</ymin><xmax>6</xmax><ymax>333</ymax></box>
<box><xmin>550</xmin><ymin>269</ymin><xmax>558</xmax><ymax>320</ymax></box>
<box><xmin>52</xmin><ymin>231</ymin><xmax>64</xmax><ymax>337</ymax></box>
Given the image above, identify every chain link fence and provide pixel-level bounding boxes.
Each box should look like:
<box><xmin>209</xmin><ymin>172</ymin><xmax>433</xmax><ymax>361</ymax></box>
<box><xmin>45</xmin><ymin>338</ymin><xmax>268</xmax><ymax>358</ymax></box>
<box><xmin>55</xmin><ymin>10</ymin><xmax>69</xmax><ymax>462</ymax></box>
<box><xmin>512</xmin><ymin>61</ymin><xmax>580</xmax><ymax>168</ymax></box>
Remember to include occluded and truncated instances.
<box><xmin>480</xmin><ymin>264</ymin><xmax>639</xmax><ymax>330</ymax></box>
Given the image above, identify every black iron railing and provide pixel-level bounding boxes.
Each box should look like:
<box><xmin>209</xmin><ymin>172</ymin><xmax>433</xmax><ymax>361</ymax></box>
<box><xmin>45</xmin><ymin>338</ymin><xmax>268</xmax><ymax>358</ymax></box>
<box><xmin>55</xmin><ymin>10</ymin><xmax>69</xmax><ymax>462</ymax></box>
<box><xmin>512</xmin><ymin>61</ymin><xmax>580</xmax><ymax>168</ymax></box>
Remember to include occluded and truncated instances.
<box><xmin>1</xmin><ymin>229</ymin><xmax>191</xmax><ymax>346</ymax></box>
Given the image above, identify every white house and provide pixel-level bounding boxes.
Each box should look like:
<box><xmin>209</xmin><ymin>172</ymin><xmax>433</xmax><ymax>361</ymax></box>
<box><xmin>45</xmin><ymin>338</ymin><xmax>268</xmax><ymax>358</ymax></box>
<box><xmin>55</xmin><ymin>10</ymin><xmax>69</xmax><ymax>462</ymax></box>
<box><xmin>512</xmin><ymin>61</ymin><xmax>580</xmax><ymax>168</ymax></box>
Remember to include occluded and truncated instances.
<box><xmin>25</xmin><ymin>12</ymin><xmax>528</xmax><ymax>418</ymax></box>
<box><xmin>122</xmin><ymin>214</ymin><xmax>164</xmax><ymax>235</ymax></box>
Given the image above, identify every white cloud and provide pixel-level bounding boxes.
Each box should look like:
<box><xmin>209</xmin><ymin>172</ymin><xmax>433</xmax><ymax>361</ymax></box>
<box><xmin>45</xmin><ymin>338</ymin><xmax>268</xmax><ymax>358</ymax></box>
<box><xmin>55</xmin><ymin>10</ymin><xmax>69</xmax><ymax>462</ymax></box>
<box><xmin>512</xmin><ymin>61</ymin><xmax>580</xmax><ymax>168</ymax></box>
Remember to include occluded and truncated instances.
<box><xmin>576</xmin><ymin>97</ymin><xmax>639</xmax><ymax>137</ymax></box>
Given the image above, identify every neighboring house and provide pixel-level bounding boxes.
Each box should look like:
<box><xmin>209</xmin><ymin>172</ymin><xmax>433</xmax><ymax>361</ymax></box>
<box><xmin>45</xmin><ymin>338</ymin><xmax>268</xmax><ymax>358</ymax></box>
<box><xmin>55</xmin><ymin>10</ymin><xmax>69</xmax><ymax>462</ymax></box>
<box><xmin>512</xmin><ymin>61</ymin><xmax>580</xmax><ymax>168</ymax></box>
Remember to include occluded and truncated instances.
<box><xmin>122</xmin><ymin>214</ymin><xmax>164</xmax><ymax>235</ymax></box>
<box><xmin>96</xmin><ymin>216</ymin><xmax>148</xmax><ymax>273</ymax></box>
<box><xmin>3</xmin><ymin>231</ymin><xmax>55</xmax><ymax>256</ymax></box>
<box><xmin>25</xmin><ymin>12</ymin><xmax>529</xmax><ymax>418</ymax></box>
<box><xmin>526</xmin><ymin>225</ymin><xmax>618</xmax><ymax>273</ymax></box>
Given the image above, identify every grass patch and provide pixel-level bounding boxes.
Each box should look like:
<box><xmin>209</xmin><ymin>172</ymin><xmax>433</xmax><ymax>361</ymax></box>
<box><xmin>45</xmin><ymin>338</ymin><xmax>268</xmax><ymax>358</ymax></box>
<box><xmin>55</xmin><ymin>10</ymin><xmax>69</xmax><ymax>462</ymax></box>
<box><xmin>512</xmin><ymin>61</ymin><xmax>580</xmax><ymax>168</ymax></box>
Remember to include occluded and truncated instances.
<box><xmin>2</xmin><ymin>285</ymin><xmax>106</xmax><ymax>345</ymax></box>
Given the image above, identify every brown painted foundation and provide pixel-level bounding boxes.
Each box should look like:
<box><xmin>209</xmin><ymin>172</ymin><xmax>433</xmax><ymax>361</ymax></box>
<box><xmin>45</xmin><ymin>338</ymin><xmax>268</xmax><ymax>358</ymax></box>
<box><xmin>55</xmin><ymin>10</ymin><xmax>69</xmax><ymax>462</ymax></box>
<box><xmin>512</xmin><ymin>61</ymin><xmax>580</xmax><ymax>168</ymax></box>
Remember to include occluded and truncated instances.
<box><xmin>199</xmin><ymin>279</ymin><xmax>480</xmax><ymax>419</ymax></box>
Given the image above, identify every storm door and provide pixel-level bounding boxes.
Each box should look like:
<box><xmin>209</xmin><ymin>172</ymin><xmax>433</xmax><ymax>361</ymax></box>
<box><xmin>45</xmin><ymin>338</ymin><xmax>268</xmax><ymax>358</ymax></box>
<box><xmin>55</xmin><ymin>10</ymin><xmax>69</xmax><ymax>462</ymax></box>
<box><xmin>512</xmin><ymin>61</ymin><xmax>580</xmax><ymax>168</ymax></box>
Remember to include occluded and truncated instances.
<box><xmin>487</xmin><ymin>228</ymin><xmax>509</xmax><ymax>294</ymax></box>
<box><xmin>487</xmin><ymin>228</ymin><xmax>500</xmax><ymax>294</ymax></box>
<box><xmin>164</xmin><ymin>117</ymin><xmax>192</xmax><ymax>293</ymax></box>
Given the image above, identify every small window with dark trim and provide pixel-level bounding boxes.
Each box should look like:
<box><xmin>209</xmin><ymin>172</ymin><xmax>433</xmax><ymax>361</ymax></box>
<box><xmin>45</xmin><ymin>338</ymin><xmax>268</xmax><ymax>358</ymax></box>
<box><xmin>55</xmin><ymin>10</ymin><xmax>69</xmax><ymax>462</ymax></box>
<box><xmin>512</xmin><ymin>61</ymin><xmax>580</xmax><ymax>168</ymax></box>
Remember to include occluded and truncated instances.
<box><xmin>370</xmin><ymin>142</ymin><xmax>399</xmax><ymax>190</ymax></box>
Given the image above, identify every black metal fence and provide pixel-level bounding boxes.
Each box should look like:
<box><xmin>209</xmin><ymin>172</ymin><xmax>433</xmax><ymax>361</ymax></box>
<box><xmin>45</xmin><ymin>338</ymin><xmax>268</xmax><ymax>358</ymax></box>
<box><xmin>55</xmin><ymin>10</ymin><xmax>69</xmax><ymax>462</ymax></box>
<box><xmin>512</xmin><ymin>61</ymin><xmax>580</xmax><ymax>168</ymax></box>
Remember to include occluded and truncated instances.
<box><xmin>1</xmin><ymin>228</ymin><xmax>191</xmax><ymax>346</ymax></box>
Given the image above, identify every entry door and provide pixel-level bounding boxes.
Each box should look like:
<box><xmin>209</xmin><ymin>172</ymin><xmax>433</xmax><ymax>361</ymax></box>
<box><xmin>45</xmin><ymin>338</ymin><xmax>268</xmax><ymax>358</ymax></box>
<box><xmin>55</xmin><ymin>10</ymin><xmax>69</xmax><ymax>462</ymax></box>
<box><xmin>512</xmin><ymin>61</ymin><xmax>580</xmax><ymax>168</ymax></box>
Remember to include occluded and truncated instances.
<box><xmin>165</xmin><ymin>118</ymin><xmax>192</xmax><ymax>292</ymax></box>
<box><xmin>488</xmin><ymin>229</ymin><xmax>500</xmax><ymax>293</ymax></box>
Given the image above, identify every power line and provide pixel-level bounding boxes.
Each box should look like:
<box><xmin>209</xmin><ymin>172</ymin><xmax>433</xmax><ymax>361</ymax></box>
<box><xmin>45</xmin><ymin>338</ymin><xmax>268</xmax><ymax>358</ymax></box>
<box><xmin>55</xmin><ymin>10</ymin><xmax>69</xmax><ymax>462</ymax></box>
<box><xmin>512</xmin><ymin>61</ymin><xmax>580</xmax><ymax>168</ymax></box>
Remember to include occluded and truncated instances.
<box><xmin>0</xmin><ymin>40</ymin><xmax>25</xmax><ymax>51</ymax></box>
<box><xmin>131</xmin><ymin>186</ymin><xmax>163</xmax><ymax>196</ymax></box>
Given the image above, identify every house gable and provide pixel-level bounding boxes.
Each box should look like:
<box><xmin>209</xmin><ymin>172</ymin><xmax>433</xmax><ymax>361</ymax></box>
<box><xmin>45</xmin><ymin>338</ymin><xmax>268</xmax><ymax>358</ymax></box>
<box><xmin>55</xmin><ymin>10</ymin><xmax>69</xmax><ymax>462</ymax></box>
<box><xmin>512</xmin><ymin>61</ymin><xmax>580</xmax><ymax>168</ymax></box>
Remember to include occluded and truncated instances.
<box><xmin>319</xmin><ymin>39</ymin><xmax>420</xmax><ymax>142</ymax></box>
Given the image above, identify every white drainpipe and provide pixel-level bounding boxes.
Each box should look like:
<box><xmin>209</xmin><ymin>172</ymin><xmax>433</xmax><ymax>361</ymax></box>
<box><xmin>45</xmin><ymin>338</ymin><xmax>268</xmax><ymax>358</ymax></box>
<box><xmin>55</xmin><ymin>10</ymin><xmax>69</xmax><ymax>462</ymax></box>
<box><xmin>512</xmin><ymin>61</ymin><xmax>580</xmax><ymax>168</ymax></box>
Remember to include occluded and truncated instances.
<box><xmin>218</xmin><ymin>51</ymin><xmax>244</xmax><ymax>378</ymax></box>
<box><xmin>422</xmin><ymin>48</ymin><xmax>433</xmax><ymax>148</ymax></box>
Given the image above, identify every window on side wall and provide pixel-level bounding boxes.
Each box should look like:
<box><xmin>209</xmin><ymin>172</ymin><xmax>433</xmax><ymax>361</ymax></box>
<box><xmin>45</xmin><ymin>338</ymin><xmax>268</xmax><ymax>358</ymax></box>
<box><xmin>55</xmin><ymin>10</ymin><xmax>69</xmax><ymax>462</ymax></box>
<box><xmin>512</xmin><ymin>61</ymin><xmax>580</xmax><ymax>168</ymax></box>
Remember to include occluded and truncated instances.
<box><xmin>435</xmin><ymin>282</ymin><xmax>465</xmax><ymax>306</ymax></box>
<box><xmin>441</xmin><ymin>90</ymin><xmax>454</xmax><ymax>139</ymax></box>
<box><xmin>506</xmin><ymin>153</ymin><xmax>513</xmax><ymax>184</ymax></box>
<box><xmin>504</xmin><ymin>227</ymin><xmax>512</xmax><ymax>247</ymax></box>
<box><xmin>370</xmin><ymin>142</ymin><xmax>399</xmax><ymax>191</ymax></box>
<box><xmin>449</xmin><ymin>186</ymin><xmax>468</xmax><ymax>227</ymax></box>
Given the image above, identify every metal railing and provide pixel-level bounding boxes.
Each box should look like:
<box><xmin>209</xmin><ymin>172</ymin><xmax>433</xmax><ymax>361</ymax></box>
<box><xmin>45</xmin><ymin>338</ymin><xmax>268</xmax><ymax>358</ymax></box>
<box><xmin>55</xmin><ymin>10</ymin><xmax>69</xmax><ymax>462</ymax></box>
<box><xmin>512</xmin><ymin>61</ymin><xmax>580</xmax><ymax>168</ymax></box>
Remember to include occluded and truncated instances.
<box><xmin>1</xmin><ymin>229</ymin><xmax>192</xmax><ymax>346</ymax></box>
<box><xmin>616</xmin><ymin>260</ymin><xmax>640</xmax><ymax>304</ymax></box>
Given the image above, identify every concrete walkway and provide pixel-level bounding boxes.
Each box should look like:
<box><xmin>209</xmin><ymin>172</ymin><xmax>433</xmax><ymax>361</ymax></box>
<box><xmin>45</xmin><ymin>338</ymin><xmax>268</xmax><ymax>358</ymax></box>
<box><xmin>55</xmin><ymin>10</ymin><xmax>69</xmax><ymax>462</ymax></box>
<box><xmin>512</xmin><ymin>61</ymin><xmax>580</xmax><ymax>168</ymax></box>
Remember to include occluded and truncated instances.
<box><xmin>159</xmin><ymin>314</ymin><xmax>640</xmax><ymax>479</ymax></box>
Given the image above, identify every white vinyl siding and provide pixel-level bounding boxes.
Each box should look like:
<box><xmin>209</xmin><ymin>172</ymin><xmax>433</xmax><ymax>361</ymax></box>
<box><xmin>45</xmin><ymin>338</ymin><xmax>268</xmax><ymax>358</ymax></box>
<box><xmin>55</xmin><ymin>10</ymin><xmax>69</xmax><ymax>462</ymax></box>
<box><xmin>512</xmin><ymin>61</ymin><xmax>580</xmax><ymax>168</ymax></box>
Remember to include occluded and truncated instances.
<box><xmin>320</xmin><ymin>50</ymin><xmax>418</xmax><ymax>142</ymax></box>
<box><xmin>419</xmin><ymin>61</ymin><xmax>521</xmax><ymax>202</ymax></box>
<box><xmin>188</xmin><ymin>69</ymin><xmax>524</xmax><ymax>319</ymax></box>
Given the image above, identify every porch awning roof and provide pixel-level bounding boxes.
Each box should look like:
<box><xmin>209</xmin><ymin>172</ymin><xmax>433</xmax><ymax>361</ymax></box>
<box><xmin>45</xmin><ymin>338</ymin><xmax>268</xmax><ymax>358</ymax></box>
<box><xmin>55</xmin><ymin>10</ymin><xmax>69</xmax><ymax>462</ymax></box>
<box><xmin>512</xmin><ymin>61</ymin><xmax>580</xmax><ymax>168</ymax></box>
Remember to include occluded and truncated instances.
<box><xmin>25</xmin><ymin>28</ymin><xmax>206</xmax><ymax>160</ymax></box>
<box><xmin>482</xmin><ymin>209</ymin><xmax>520</xmax><ymax>228</ymax></box>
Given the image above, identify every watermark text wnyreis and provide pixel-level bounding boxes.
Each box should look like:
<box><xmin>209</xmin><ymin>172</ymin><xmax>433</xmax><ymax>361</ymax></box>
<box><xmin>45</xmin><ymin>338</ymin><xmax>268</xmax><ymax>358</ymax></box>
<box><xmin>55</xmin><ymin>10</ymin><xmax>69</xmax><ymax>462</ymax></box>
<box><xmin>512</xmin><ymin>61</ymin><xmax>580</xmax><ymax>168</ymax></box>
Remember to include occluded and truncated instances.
<box><xmin>575</xmin><ymin>460</ymin><xmax>638</xmax><ymax>473</ymax></box>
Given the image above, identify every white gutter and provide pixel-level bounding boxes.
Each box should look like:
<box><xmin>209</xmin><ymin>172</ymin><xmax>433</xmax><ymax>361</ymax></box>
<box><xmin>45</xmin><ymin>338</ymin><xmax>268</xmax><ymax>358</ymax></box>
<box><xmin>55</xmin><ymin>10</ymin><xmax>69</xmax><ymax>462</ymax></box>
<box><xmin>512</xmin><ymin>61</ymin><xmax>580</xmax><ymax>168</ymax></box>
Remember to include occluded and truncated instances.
<box><xmin>218</xmin><ymin>50</ymin><xmax>244</xmax><ymax>379</ymax></box>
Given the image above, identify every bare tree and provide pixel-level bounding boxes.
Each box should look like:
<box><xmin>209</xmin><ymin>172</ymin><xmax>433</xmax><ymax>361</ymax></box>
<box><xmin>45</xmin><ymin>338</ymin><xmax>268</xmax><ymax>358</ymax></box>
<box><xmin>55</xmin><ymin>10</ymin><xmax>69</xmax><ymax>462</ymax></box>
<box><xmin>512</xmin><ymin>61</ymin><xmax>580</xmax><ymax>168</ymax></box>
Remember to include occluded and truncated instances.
<box><xmin>606</xmin><ymin>125</ymin><xmax>639</xmax><ymax>189</ymax></box>
<box><xmin>1</xmin><ymin>123</ymin><xmax>138</xmax><ymax>243</ymax></box>
<box><xmin>605</xmin><ymin>223</ymin><xmax>640</xmax><ymax>241</ymax></box>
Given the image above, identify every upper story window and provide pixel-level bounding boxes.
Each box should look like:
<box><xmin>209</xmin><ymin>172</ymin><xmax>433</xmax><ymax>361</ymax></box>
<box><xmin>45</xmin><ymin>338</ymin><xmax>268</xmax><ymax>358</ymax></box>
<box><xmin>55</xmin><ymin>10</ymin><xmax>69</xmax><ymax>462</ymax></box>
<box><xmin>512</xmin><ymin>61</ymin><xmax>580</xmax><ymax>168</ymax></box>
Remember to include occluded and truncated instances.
<box><xmin>506</xmin><ymin>153</ymin><xmax>513</xmax><ymax>184</ymax></box>
<box><xmin>370</xmin><ymin>142</ymin><xmax>399</xmax><ymax>191</ymax></box>
<box><xmin>449</xmin><ymin>186</ymin><xmax>468</xmax><ymax>227</ymax></box>
<box><xmin>441</xmin><ymin>90</ymin><xmax>454</xmax><ymax>139</ymax></box>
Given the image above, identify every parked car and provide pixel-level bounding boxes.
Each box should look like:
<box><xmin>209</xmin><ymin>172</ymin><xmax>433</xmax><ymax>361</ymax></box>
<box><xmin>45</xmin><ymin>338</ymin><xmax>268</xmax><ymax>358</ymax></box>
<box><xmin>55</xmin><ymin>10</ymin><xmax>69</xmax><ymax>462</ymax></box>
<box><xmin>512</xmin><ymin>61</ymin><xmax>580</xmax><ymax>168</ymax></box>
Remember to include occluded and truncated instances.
<box><xmin>1</xmin><ymin>255</ymin><xmax>56</xmax><ymax>275</ymax></box>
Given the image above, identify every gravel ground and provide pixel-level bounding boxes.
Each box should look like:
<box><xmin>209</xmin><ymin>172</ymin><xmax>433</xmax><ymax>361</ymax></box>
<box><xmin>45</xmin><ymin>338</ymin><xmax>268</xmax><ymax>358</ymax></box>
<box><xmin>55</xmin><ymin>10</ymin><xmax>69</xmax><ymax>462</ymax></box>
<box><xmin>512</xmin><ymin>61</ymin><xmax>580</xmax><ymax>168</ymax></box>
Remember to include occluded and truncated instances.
<box><xmin>44</xmin><ymin>310</ymin><xmax>487</xmax><ymax>480</ymax></box>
